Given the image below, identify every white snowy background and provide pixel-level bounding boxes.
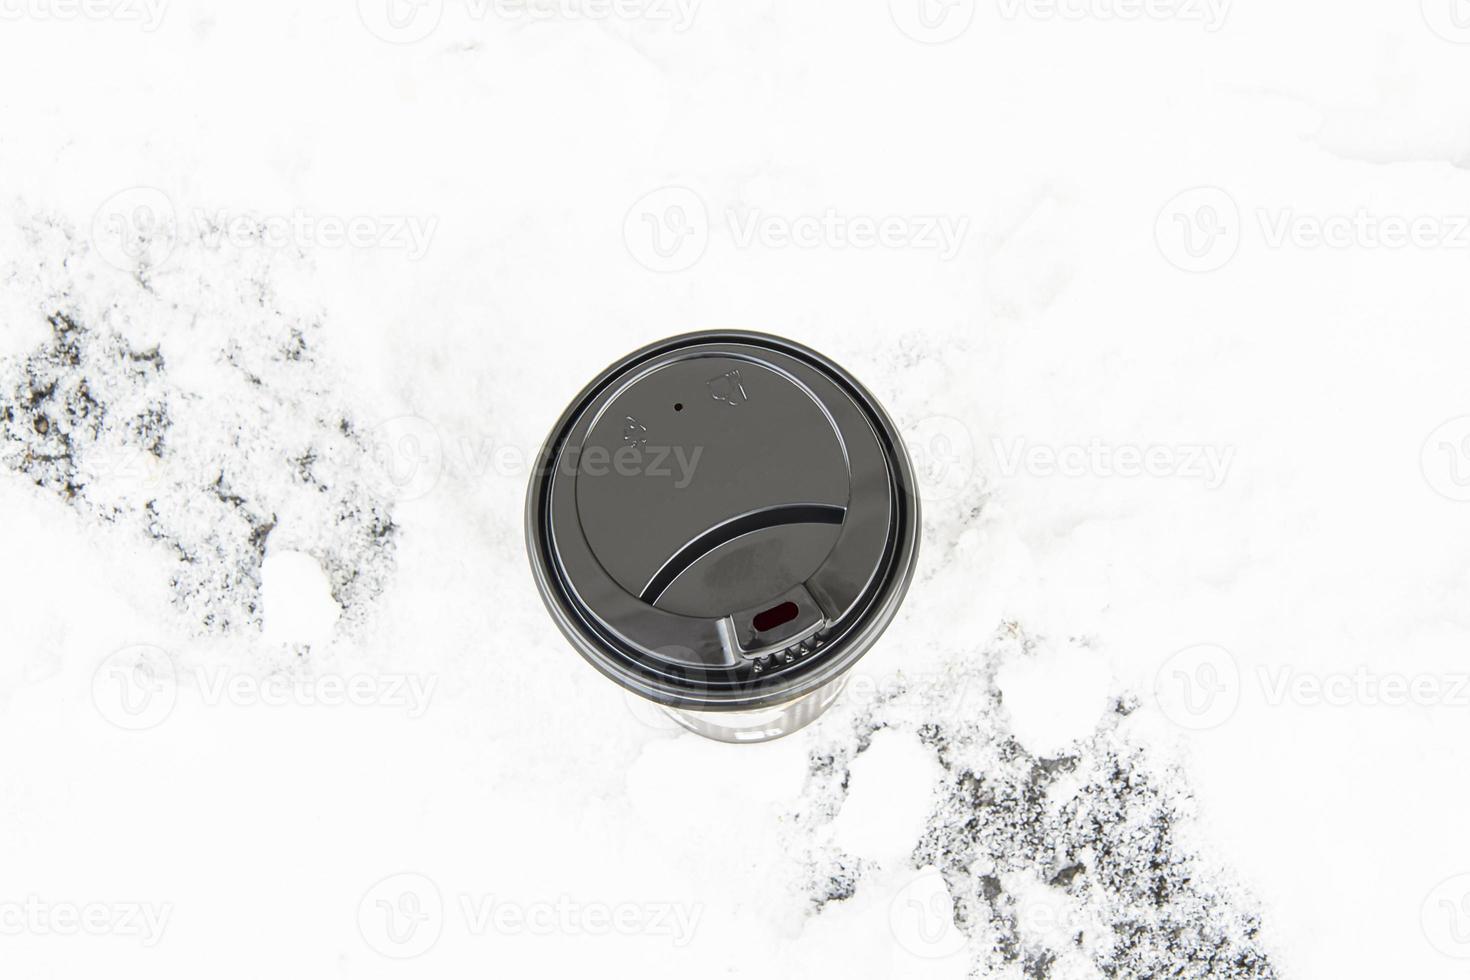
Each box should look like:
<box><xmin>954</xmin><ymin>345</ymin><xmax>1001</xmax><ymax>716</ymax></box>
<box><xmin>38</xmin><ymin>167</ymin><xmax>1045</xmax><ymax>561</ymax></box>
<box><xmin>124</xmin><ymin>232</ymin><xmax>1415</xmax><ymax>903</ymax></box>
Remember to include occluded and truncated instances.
<box><xmin>2</xmin><ymin>1</ymin><xmax>1470</xmax><ymax>977</ymax></box>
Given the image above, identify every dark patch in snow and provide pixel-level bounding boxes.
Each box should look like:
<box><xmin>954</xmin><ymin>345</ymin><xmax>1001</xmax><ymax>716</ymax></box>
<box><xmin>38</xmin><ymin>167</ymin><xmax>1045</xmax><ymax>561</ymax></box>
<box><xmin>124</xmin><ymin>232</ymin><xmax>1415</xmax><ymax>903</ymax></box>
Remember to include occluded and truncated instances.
<box><xmin>0</xmin><ymin>213</ymin><xmax>403</xmax><ymax>636</ymax></box>
<box><xmin>790</xmin><ymin>627</ymin><xmax>1278</xmax><ymax>978</ymax></box>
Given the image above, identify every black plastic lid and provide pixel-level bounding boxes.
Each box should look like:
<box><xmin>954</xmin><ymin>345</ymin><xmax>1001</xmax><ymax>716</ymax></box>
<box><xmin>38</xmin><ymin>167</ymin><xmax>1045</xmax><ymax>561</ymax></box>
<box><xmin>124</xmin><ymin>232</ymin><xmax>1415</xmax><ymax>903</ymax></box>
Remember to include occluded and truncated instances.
<box><xmin>525</xmin><ymin>331</ymin><xmax>920</xmax><ymax>712</ymax></box>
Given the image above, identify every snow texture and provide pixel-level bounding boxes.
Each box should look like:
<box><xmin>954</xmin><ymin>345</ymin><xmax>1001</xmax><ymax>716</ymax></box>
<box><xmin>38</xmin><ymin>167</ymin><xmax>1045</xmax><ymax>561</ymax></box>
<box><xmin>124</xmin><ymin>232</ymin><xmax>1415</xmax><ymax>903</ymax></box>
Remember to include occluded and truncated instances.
<box><xmin>0</xmin><ymin>215</ymin><xmax>398</xmax><ymax>636</ymax></box>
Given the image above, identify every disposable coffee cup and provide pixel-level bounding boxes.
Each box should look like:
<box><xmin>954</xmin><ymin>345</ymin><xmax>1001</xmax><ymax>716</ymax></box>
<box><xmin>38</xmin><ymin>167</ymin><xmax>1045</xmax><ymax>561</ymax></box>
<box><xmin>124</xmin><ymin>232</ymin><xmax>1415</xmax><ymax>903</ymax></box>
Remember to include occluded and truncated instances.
<box><xmin>525</xmin><ymin>331</ymin><xmax>920</xmax><ymax>743</ymax></box>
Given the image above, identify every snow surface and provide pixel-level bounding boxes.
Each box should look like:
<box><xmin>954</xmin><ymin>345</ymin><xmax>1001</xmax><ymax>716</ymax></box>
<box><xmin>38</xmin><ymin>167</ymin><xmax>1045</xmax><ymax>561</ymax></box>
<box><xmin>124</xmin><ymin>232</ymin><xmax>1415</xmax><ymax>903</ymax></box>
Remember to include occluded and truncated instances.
<box><xmin>3</xmin><ymin>1</ymin><xmax>1470</xmax><ymax>977</ymax></box>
